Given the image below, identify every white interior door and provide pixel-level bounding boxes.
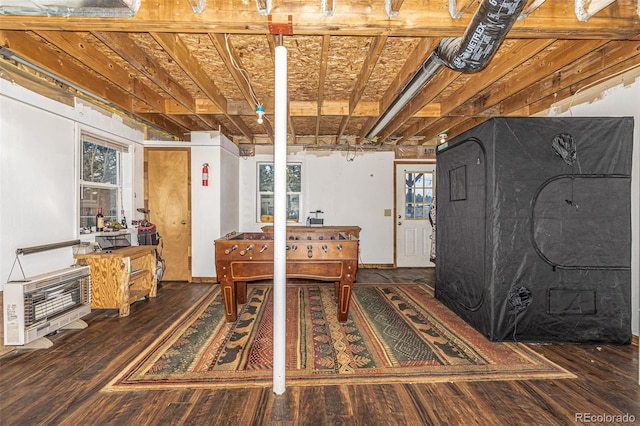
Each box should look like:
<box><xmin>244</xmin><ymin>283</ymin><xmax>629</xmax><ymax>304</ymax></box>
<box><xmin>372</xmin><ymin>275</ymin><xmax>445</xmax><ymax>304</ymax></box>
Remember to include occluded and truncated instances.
<box><xmin>396</xmin><ymin>163</ymin><xmax>436</xmax><ymax>267</ymax></box>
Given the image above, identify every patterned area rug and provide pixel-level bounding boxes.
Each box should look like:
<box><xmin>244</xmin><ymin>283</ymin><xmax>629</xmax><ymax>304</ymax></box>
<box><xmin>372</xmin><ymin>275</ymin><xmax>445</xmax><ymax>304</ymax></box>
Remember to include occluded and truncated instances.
<box><xmin>105</xmin><ymin>284</ymin><xmax>574</xmax><ymax>390</ymax></box>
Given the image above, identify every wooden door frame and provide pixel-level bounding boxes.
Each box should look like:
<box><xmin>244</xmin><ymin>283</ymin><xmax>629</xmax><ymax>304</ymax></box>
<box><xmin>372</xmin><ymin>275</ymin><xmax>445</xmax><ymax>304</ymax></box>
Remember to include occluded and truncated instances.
<box><xmin>393</xmin><ymin>159</ymin><xmax>436</xmax><ymax>267</ymax></box>
<box><xmin>144</xmin><ymin>147</ymin><xmax>192</xmax><ymax>281</ymax></box>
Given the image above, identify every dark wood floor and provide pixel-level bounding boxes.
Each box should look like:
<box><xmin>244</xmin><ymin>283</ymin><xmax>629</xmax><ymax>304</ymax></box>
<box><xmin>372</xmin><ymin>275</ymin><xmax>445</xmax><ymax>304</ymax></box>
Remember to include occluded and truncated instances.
<box><xmin>1</xmin><ymin>268</ymin><xmax>638</xmax><ymax>425</ymax></box>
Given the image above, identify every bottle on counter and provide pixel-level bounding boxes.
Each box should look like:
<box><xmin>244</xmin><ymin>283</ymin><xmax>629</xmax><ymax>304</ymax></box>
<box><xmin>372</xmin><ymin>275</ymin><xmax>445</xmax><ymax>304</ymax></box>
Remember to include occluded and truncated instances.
<box><xmin>96</xmin><ymin>207</ymin><xmax>105</xmax><ymax>232</ymax></box>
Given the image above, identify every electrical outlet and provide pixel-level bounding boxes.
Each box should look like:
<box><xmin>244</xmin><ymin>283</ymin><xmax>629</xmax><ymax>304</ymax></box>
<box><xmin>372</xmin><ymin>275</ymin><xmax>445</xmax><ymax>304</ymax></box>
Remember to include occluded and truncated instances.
<box><xmin>384</xmin><ymin>209</ymin><xmax>391</xmax><ymax>216</ymax></box>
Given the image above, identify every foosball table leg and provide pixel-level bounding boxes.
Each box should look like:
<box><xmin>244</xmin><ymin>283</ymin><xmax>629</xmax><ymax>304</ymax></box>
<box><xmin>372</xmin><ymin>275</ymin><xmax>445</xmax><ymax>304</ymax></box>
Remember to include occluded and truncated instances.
<box><xmin>221</xmin><ymin>281</ymin><xmax>238</xmax><ymax>322</ymax></box>
<box><xmin>337</xmin><ymin>280</ymin><xmax>353</xmax><ymax>323</ymax></box>
<box><xmin>237</xmin><ymin>281</ymin><xmax>247</xmax><ymax>304</ymax></box>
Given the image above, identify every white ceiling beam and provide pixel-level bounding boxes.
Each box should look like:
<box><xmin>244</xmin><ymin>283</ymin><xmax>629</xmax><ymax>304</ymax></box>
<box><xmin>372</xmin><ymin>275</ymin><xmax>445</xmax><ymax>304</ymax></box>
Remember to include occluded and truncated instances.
<box><xmin>448</xmin><ymin>0</ymin><xmax>478</xmax><ymax>19</ymax></box>
<box><xmin>322</xmin><ymin>0</ymin><xmax>336</xmax><ymax>16</ymax></box>
<box><xmin>575</xmin><ymin>0</ymin><xmax>617</xmax><ymax>21</ymax></box>
<box><xmin>386</xmin><ymin>0</ymin><xmax>400</xmax><ymax>18</ymax></box>
<box><xmin>255</xmin><ymin>0</ymin><xmax>271</xmax><ymax>16</ymax></box>
<box><xmin>187</xmin><ymin>0</ymin><xmax>205</xmax><ymax>13</ymax></box>
<box><xmin>519</xmin><ymin>0</ymin><xmax>548</xmax><ymax>19</ymax></box>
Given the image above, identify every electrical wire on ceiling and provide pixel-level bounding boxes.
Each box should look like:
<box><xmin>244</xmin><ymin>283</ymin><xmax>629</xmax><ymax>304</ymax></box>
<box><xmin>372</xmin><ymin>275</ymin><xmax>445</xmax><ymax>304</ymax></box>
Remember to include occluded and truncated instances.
<box><xmin>345</xmin><ymin>141</ymin><xmax>365</xmax><ymax>162</ymax></box>
<box><xmin>224</xmin><ymin>34</ymin><xmax>263</xmax><ymax>114</ymax></box>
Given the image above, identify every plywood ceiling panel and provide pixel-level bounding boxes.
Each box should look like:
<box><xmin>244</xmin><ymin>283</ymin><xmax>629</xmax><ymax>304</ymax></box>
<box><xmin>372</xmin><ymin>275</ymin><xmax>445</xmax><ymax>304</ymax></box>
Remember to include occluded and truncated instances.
<box><xmin>1</xmin><ymin>0</ymin><xmax>638</xmax><ymax>144</ymax></box>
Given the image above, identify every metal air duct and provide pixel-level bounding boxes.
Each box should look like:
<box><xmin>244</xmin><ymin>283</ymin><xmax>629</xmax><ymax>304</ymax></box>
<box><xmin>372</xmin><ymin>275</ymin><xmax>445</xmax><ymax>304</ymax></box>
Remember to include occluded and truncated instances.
<box><xmin>0</xmin><ymin>0</ymin><xmax>140</xmax><ymax>17</ymax></box>
<box><xmin>366</xmin><ymin>0</ymin><xmax>528</xmax><ymax>141</ymax></box>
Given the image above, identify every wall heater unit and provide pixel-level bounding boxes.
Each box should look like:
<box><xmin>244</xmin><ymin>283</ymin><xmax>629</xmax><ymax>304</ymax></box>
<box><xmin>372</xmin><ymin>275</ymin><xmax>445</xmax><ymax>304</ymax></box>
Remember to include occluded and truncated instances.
<box><xmin>4</xmin><ymin>265</ymin><xmax>91</xmax><ymax>347</ymax></box>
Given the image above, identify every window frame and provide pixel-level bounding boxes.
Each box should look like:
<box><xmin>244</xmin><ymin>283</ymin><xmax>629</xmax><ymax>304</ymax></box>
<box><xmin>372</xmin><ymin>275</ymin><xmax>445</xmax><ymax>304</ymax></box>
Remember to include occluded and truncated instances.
<box><xmin>404</xmin><ymin>170</ymin><xmax>434</xmax><ymax>220</ymax></box>
<box><xmin>256</xmin><ymin>162</ymin><xmax>303</xmax><ymax>223</ymax></box>
<box><xmin>79</xmin><ymin>132</ymin><xmax>127</xmax><ymax>230</ymax></box>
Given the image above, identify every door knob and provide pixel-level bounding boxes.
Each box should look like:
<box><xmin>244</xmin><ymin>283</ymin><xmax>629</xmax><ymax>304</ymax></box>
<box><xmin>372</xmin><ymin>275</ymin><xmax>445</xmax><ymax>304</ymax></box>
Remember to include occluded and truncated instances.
<box><xmin>398</xmin><ymin>221</ymin><xmax>402</xmax><ymax>226</ymax></box>
<box><xmin>181</xmin><ymin>220</ymin><xmax>187</xmax><ymax>225</ymax></box>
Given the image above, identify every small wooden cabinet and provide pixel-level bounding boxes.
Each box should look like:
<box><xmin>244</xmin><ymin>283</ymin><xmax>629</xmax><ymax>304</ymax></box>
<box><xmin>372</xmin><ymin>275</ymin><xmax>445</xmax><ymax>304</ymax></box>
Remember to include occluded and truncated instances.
<box><xmin>74</xmin><ymin>246</ymin><xmax>158</xmax><ymax>317</ymax></box>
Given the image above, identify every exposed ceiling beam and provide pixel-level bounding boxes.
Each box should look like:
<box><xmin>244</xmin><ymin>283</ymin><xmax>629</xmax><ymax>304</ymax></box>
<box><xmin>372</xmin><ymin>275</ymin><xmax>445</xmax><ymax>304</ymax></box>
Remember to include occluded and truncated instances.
<box><xmin>157</xmin><ymin>99</ymin><xmax>444</xmax><ymax>118</ymax></box>
<box><xmin>93</xmin><ymin>32</ymin><xmax>200</xmax><ymax>117</ymax></box>
<box><xmin>335</xmin><ymin>35</ymin><xmax>387</xmax><ymax>143</ymax></box>
<box><xmin>416</xmin><ymin>41</ymin><xmax>640</xmax><ymax>142</ymax></box>
<box><xmin>1</xmin><ymin>1</ymin><xmax>638</xmax><ymax>146</ymax></box>
<box><xmin>315</xmin><ymin>34</ymin><xmax>331</xmax><ymax>144</ymax></box>
<box><xmin>448</xmin><ymin>0</ymin><xmax>480</xmax><ymax>19</ymax></box>
<box><xmin>35</xmin><ymin>31</ymin><xmax>166</xmax><ymax>113</ymax></box>
<box><xmin>519</xmin><ymin>0</ymin><xmax>548</xmax><ymax>19</ymax></box>
<box><xmin>149</xmin><ymin>31</ymin><xmax>254</xmax><ymax>133</ymax></box>
<box><xmin>396</xmin><ymin>38</ymin><xmax>555</xmax><ymax>143</ymax></box>
<box><xmin>358</xmin><ymin>37</ymin><xmax>439</xmax><ymax>143</ymax></box>
<box><xmin>1</xmin><ymin>1</ymin><xmax>639</xmax><ymax>39</ymax></box>
<box><xmin>376</xmin><ymin>68</ymin><xmax>461</xmax><ymax>143</ymax></box>
<box><xmin>0</xmin><ymin>30</ymin><xmax>134</xmax><ymax>111</ymax></box>
<box><xmin>514</xmin><ymin>42</ymin><xmax>640</xmax><ymax>115</ymax></box>
<box><xmin>208</xmin><ymin>33</ymin><xmax>274</xmax><ymax>139</ymax></box>
<box><xmin>455</xmin><ymin>39</ymin><xmax>611</xmax><ymax>118</ymax></box>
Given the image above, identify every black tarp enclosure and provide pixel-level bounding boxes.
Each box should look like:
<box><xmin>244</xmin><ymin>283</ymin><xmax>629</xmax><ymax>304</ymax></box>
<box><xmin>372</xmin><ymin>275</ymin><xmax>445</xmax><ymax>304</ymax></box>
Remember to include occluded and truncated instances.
<box><xmin>435</xmin><ymin>117</ymin><xmax>633</xmax><ymax>343</ymax></box>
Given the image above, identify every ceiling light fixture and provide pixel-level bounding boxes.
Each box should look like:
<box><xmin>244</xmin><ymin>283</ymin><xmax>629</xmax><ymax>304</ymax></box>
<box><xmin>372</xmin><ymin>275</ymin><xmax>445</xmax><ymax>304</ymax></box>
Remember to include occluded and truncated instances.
<box><xmin>439</xmin><ymin>131</ymin><xmax>448</xmax><ymax>144</ymax></box>
<box><xmin>256</xmin><ymin>104</ymin><xmax>265</xmax><ymax>124</ymax></box>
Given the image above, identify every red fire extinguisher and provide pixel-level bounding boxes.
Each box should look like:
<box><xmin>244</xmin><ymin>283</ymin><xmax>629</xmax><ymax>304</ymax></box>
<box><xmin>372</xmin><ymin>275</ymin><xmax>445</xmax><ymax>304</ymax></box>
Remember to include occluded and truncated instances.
<box><xmin>202</xmin><ymin>163</ymin><xmax>209</xmax><ymax>186</ymax></box>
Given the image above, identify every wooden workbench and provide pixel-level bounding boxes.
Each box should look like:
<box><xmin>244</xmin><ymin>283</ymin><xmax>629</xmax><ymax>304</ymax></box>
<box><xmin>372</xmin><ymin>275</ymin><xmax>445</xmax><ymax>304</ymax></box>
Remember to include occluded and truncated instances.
<box><xmin>74</xmin><ymin>246</ymin><xmax>158</xmax><ymax>317</ymax></box>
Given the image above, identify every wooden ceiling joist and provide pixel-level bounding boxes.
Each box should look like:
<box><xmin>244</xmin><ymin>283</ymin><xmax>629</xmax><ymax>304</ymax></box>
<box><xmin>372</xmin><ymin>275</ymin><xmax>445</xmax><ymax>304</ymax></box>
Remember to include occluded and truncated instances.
<box><xmin>315</xmin><ymin>34</ymin><xmax>331</xmax><ymax>144</ymax></box>
<box><xmin>0</xmin><ymin>1</ymin><xmax>638</xmax><ymax>145</ymax></box>
<box><xmin>1</xmin><ymin>1</ymin><xmax>639</xmax><ymax>39</ymax></box>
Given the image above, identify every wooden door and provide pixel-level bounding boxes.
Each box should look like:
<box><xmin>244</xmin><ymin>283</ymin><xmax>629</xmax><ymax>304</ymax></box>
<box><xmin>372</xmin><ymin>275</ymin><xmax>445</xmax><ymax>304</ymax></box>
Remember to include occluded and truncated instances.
<box><xmin>145</xmin><ymin>148</ymin><xmax>191</xmax><ymax>281</ymax></box>
<box><xmin>395</xmin><ymin>162</ymin><xmax>436</xmax><ymax>267</ymax></box>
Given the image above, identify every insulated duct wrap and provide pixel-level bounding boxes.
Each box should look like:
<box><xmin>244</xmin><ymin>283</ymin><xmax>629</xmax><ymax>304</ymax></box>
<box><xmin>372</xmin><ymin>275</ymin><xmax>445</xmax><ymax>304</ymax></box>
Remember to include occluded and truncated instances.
<box><xmin>436</xmin><ymin>0</ymin><xmax>528</xmax><ymax>72</ymax></box>
<box><xmin>366</xmin><ymin>0</ymin><xmax>527</xmax><ymax>140</ymax></box>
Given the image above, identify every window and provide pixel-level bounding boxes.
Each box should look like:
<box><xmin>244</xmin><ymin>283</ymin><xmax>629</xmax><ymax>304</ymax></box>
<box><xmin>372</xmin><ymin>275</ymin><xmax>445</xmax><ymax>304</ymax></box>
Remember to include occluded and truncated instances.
<box><xmin>257</xmin><ymin>163</ymin><xmax>301</xmax><ymax>222</ymax></box>
<box><xmin>79</xmin><ymin>133</ymin><xmax>128</xmax><ymax>229</ymax></box>
<box><xmin>404</xmin><ymin>171</ymin><xmax>433</xmax><ymax>219</ymax></box>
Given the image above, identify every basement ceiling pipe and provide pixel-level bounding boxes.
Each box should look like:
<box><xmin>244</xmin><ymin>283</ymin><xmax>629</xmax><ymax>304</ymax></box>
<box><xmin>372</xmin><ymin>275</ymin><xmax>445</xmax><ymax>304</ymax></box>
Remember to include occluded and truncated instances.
<box><xmin>366</xmin><ymin>0</ymin><xmax>528</xmax><ymax>141</ymax></box>
<box><xmin>0</xmin><ymin>0</ymin><xmax>140</xmax><ymax>17</ymax></box>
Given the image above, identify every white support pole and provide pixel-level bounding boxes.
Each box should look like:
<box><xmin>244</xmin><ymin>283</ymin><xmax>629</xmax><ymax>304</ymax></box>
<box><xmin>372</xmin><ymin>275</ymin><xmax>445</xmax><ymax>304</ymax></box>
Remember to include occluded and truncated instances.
<box><xmin>272</xmin><ymin>41</ymin><xmax>288</xmax><ymax>395</ymax></box>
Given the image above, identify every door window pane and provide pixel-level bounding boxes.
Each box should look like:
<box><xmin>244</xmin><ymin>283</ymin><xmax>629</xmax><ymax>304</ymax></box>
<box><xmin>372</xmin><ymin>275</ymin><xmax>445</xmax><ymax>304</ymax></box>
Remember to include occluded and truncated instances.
<box><xmin>404</xmin><ymin>171</ymin><xmax>434</xmax><ymax>221</ymax></box>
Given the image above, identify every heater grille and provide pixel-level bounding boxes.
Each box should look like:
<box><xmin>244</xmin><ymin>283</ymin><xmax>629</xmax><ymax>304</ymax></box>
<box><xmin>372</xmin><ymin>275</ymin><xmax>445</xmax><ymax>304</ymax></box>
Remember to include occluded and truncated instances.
<box><xmin>4</xmin><ymin>266</ymin><xmax>92</xmax><ymax>346</ymax></box>
<box><xmin>24</xmin><ymin>275</ymin><xmax>90</xmax><ymax>326</ymax></box>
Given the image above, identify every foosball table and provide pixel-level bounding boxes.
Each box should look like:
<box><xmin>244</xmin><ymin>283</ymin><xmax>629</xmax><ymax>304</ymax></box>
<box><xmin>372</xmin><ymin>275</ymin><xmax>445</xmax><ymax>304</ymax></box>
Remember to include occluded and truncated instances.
<box><xmin>214</xmin><ymin>230</ymin><xmax>359</xmax><ymax>322</ymax></box>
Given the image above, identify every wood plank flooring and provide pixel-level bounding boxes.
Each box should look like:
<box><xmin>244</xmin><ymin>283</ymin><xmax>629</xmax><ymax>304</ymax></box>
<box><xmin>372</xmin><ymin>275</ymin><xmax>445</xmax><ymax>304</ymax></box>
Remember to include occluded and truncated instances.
<box><xmin>1</xmin><ymin>268</ymin><xmax>638</xmax><ymax>425</ymax></box>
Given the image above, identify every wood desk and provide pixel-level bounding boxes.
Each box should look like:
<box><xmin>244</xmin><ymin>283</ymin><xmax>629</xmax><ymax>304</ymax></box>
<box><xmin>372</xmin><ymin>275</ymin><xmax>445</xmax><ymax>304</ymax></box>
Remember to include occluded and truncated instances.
<box><xmin>74</xmin><ymin>246</ymin><xmax>158</xmax><ymax>317</ymax></box>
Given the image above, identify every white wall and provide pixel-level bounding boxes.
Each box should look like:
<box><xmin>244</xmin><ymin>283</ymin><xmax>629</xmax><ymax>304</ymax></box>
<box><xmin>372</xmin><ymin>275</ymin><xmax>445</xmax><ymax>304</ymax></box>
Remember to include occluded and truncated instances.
<box><xmin>219</xmin><ymin>135</ymin><xmax>239</xmax><ymax>237</ymax></box>
<box><xmin>543</xmin><ymin>69</ymin><xmax>640</xmax><ymax>336</ymax></box>
<box><xmin>0</xmin><ymin>79</ymin><xmax>144</xmax><ymax>291</ymax></box>
<box><xmin>238</xmin><ymin>147</ymin><xmax>396</xmax><ymax>265</ymax></box>
<box><xmin>3</xmin><ymin>69</ymin><xmax>637</xmax><ymax>337</ymax></box>
<box><xmin>190</xmin><ymin>132</ymin><xmax>239</xmax><ymax>278</ymax></box>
